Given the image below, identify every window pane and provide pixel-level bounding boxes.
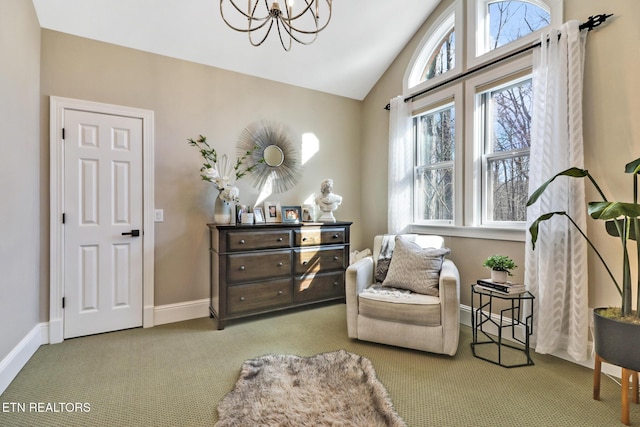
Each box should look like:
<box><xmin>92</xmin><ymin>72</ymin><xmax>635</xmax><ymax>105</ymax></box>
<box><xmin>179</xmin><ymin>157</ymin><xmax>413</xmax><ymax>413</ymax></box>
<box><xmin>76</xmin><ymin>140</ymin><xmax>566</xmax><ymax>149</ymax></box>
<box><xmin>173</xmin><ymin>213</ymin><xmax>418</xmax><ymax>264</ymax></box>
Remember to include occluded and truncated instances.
<box><xmin>416</xmin><ymin>167</ymin><xmax>454</xmax><ymax>221</ymax></box>
<box><xmin>490</xmin><ymin>79</ymin><xmax>532</xmax><ymax>152</ymax></box>
<box><xmin>415</xmin><ymin>103</ymin><xmax>455</xmax><ymax>222</ymax></box>
<box><xmin>488</xmin><ymin>155</ymin><xmax>529</xmax><ymax>221</ymax></box>
<box><xmin>420</xmin><ymin>29</ymin><xmax>455</xmax><ymax>82</ymax></box>
<box><xmin>417</xmin><ymin>105</ymin><xmax>455</xmax><ymax>164</ymax></box>
<box><xmin>488</xmin><ymin>1</ymin><xmax>550</xmax><ymax>51</ymax></box>
<box><xmin>483</xmin><ymin>77</ymin><xmax>532</xmax><ymax>223</ymax></box>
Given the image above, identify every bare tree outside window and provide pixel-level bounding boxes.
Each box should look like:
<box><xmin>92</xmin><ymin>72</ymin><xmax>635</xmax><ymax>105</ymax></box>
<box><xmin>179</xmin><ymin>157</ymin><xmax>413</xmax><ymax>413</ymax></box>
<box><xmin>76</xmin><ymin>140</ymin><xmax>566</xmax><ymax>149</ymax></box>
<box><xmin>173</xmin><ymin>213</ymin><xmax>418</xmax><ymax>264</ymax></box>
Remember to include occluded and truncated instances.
<box><xmin>489</xmin><ymin>1</ymin><xmax>550</xmax><ymax>51</ymax></box>
<box><xmin>420</xmin><ymin>29</ymin><xmax>455</xmax><ymax>83</ymax></box>
<box><xmin>485</xmin><ymin>79</ymin><xmax>532</xmax><ymax>222</ymax></box>
<box><xmin>415</xmin><ymin>105</ymin><xmax>455</xmax><ymax>221</ymax></box>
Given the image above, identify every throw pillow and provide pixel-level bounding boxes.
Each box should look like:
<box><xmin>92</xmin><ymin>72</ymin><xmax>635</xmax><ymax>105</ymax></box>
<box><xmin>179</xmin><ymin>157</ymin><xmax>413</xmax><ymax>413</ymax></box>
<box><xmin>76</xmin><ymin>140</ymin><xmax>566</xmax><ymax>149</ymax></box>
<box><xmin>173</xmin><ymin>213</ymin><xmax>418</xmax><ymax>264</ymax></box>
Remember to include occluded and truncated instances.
<box><xmin>382</xmin><ymin>236</ymin><xmax>451</xmax><ymax>296</ymax></box>
<box><xmin>374</xmin><ymin>235</ymin><xmax>396</xmax><ymax>283</ymax></box>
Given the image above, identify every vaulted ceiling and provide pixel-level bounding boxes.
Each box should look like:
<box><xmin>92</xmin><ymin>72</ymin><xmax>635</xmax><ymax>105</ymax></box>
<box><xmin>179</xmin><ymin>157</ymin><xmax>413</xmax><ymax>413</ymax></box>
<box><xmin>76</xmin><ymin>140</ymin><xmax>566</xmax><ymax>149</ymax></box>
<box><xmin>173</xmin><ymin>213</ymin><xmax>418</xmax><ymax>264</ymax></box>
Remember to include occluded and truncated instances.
<box><xmin>32</xmin><ymin>0</ymin><xmax>441</xmax><ymax>100</ymax></box>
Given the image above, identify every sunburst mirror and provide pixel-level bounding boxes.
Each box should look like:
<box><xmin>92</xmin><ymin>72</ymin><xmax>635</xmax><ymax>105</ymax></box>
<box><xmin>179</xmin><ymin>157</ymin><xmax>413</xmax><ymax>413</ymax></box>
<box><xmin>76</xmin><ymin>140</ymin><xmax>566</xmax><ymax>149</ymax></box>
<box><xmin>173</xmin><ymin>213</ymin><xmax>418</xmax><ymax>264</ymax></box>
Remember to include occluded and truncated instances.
<box><xmin>236</xmin><ymin>121</ymin><xmax>302</xmax><ymax>193</ymax></box>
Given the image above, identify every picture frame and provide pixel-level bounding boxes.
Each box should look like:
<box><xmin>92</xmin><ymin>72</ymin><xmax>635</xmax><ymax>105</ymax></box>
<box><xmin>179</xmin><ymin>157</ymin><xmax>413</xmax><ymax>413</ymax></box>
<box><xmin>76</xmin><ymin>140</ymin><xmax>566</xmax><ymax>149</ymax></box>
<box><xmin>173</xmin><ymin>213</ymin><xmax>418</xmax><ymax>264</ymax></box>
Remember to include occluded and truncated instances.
<box><xmin>264</xmin><ymin>201</ymin><xmax>281</xmax><ymax>223</ymax></box>
<box><xmin>301</xmin><ymin>204</ymin><xmax>314</xmax><ymax>222</ymax></box>
<box><xmin>282</xmin><ymin>206</ymin><xmax>302</xmax><ymax>224</ymax></box>
<box><xmin>236</xmin><ymin>204</ymin><xmax>248</xmax><ymax>224</ymax></box>
<box><xmin>253</xmin><ymin>206</ymin><xmax>265</xmax><ymax>224</ymax></box>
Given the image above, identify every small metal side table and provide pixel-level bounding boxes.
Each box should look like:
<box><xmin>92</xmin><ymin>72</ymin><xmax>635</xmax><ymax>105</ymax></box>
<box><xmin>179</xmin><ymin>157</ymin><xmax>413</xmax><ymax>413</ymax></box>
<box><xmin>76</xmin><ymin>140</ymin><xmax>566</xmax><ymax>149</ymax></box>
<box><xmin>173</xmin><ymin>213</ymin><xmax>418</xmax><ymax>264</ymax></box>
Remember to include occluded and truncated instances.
<box><xmin>470</xmin><ymin>284</ymin><xmax>535</xmax><ymax>368</ymax></box>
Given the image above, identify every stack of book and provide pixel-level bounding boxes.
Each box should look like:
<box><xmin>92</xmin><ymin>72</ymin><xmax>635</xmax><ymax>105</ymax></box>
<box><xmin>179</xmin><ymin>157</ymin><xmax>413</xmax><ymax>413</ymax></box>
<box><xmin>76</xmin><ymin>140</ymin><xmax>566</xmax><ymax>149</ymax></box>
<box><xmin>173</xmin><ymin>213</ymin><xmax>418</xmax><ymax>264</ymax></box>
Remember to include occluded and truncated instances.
<box><xmin>475</xmin><ymin>278</ymin><xmax>526</xmax><ymax>295</ymax></box>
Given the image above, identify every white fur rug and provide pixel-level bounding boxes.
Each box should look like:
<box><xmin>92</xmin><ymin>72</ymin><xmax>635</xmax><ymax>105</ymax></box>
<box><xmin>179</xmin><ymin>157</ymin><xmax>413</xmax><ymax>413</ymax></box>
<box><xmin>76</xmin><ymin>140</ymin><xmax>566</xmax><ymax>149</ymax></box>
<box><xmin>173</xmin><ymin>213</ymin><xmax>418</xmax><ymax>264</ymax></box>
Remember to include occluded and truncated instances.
<box><xmin>215</xmin><ymin>349</ymin><xmax>406</xmax><ymax>427</ymax></box>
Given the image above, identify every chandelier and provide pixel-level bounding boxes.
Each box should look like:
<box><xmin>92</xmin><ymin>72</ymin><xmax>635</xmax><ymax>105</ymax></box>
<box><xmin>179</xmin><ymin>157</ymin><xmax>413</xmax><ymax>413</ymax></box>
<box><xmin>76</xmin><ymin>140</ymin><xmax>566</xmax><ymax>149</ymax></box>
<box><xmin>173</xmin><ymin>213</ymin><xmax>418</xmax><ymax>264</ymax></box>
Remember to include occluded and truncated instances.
<box><xmin>220</xmin><ymin>1</ymin><xmax>333</xmax><ymax>51</ymax></box>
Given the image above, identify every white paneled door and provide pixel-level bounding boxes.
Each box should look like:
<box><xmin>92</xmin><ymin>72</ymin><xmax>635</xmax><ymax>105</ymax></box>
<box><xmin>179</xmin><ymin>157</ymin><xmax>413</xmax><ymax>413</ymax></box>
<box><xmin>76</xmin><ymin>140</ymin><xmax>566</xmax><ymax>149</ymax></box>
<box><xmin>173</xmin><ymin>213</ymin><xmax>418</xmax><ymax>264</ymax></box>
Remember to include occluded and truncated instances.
<box><xmin>63</xmin><ymin>110</ymin><xmax>143</xmax><ymax>338</ymax></box>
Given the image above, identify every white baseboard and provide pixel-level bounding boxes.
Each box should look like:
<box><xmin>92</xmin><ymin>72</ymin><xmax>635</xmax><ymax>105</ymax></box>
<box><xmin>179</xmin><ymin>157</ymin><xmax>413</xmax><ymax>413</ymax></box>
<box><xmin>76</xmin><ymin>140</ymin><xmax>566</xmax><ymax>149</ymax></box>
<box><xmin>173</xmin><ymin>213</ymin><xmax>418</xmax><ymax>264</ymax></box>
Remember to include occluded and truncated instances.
<box><xmin>153</xmin><ymin>299</ymin><xmax>209</xmax><ymax>325</ymax></box>
<box><xmin>0</xmin><ymin>323</ymin><xmax>48</xmax><ymax>395</ymax></box>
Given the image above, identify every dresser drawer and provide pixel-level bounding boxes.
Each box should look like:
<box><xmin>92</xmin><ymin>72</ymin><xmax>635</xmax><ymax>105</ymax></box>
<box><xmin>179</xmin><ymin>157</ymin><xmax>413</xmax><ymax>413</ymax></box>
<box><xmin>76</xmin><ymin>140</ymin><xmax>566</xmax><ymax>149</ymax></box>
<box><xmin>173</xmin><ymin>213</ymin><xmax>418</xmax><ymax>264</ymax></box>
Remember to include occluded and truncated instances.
<box><xmin>293</xmin><ymin>247</ymin><xmax>346</xmax><ymax>275</ymax></box>
<box><xmin>294</xmin><ymin>227</ymin><xmax>346</xmax><ymax>247</ymax></box>
<box><xmin>227</xmin><ymin>250</ymin><xmax>291</xmax><ymax>283</ymax></box>
<box><xmin>294</xmin><ymin>271</ymin><xmax>344</xmax><ymax>303</ymax></box>
<box><xmin>227</xmin><ymin>230</ymin><xmax>292</xmax><ymax>252</ymax></box>
<box><xmin>227</xmin><ymin>279</ymin><xmax>292</xmax><ymax>315</ymax></box>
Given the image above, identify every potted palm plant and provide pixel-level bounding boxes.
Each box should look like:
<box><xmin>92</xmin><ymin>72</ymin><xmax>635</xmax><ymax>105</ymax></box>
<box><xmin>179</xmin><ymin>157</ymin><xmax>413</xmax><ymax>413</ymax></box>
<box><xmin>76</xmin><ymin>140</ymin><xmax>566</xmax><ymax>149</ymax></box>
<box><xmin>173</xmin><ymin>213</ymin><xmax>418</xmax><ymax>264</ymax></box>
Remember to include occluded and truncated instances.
<box><xmin>527</xmin><ymin>158</ymin><xmax>640</xmax><ymax>371</ymax></box>
<box><xmin>483</xmin><ymin>255</ymin><xmax>517</xmax><ymax>283</ymax></box>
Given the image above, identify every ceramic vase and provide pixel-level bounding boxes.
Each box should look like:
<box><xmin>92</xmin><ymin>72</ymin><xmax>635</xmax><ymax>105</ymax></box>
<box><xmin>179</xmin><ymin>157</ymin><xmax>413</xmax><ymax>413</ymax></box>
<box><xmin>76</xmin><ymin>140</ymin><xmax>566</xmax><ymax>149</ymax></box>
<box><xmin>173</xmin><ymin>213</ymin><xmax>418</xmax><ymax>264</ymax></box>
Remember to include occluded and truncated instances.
<box><xmin>213</xmin><ymin>192</ymin><xmax>232</xmax><ymax>224</ymax></box>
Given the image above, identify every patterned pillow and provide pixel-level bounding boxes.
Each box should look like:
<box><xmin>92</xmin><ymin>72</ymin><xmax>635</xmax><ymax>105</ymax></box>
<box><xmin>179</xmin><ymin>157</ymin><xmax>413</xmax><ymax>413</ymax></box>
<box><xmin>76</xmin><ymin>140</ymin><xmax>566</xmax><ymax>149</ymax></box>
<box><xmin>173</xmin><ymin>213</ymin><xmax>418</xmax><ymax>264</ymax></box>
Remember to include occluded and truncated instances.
<box><xmin>374</xmin><ymin>235</ymin><xmax>396</xmax><ymax>282</ymax></box>
<box><xmin>382</xmin><ymin>236</ymin><xmax>450</xmax><ymax>296</ymax></box>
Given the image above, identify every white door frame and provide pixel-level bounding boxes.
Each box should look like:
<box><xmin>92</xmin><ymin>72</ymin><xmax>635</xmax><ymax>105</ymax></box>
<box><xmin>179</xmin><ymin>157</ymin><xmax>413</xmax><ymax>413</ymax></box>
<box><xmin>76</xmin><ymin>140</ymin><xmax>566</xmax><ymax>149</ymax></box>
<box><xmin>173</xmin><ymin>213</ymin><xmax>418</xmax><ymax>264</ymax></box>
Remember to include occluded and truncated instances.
<box><xmin>50</xmin><ymin>96</ymin><xmax>155</xmax><ymax>344</ymax></box>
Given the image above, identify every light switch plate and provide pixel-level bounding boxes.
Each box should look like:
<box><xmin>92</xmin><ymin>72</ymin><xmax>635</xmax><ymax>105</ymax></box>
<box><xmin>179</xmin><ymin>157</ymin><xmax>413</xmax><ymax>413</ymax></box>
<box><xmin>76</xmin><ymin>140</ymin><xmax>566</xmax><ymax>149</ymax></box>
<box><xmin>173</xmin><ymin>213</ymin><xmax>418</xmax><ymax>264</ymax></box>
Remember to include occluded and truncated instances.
<box><xmin>154</xmin><ymin>209</ymin><xmax>164</xmax><ymax>222</ymax></box>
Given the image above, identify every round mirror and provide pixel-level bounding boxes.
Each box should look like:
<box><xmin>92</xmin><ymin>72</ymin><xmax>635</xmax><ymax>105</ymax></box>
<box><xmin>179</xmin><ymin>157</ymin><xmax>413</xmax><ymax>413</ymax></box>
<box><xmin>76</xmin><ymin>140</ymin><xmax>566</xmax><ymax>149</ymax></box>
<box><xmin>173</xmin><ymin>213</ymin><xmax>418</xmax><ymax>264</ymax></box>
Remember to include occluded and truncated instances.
<box><xmin>263</xmin><ymin>145</ymin><xmax>284</xmax><ymax>167</ymax></box>
<box><xmin>237</xmin><ymin>121</ymin><xmax>302</xmax><ymax>193</ymax></box>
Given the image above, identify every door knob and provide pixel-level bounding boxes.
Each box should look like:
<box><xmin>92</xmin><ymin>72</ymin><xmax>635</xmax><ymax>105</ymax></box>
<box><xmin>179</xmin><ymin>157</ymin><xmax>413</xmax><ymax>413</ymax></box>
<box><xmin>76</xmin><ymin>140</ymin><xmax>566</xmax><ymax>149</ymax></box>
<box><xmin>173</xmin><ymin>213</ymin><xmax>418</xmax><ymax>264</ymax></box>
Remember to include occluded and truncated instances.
<box><xmin>122</xmin><ymin>229</ymin><xmax>140</xmax><ymax>237</ymax></box>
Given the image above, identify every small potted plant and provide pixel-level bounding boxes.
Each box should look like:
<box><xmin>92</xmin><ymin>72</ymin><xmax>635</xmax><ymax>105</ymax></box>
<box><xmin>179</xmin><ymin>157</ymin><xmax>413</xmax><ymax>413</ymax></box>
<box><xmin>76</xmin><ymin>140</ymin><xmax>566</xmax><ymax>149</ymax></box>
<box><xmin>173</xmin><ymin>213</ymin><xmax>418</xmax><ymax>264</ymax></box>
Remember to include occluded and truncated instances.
<box><xmin>483</xmin><ymin>255</ymin><xmax>517</xmax><ymax>283</ymax></box>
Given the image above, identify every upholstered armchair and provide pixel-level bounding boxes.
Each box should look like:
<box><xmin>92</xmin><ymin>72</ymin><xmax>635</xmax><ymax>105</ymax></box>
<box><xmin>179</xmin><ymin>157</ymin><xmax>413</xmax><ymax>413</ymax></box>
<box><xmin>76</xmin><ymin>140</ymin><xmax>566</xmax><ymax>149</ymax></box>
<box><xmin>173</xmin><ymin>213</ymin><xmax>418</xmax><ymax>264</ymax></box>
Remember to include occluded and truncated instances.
<box><xmin>346</xmin><ymin>234</ymin><xmax>460</xmax><ymax>356</ymax></box>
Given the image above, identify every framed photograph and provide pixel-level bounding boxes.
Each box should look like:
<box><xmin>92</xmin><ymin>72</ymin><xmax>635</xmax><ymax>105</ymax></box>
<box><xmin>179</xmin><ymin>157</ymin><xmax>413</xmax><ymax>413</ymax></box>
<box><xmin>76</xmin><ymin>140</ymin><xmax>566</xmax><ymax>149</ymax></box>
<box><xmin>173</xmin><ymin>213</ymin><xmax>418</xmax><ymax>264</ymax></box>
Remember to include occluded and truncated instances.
<box><xmin>253</xmin><ymin>206</ymin><xmax>265</xmax><ymax>224</ymax></box>
<box><xmin>264</xmin><ymin>201</ymin><xmax>281</xmax><ymax>223</ymax></box>
<box><xmin>301</xmin><ymin>204</ymin><xmax>314</xmax><ymax>222</ymax></box>
<box><xmin>282</xmin><ymin>206</ymin><xmax>302</xmax><ymax>224</ymax></box>
<box><xmin>236</xmin><ymin>204</ymin><xmax>248</xmax><ymax>224</ymax></box>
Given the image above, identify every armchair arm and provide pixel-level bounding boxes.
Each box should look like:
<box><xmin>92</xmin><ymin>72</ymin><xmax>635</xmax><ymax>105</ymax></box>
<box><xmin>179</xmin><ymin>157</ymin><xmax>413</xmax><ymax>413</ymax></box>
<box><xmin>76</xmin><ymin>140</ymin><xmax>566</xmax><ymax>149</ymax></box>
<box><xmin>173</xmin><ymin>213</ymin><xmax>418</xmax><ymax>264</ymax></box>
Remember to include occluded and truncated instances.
<box><xmin>439</xmin><ymin>258</ymin><xmax>461</xmax><ymax>356</ymax></box>
<box><xmin>345</xmin><ymin>256</ymin><xmax>374</xmax><ymax>338</ymax></box>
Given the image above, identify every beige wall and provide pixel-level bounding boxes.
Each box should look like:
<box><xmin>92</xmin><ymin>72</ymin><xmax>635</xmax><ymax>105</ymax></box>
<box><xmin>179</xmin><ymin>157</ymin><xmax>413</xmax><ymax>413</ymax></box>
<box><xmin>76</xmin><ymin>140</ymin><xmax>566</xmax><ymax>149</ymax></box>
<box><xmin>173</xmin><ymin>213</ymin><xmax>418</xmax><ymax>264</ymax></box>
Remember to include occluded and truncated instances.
<box><xmin>6</xmin><ymin>0</ymin><xmax>637</xmax><ymax>336</ymax></box>
<box><xmin>40</xmin><ymin>30</ymin><xmax>363</xmax><ymax>313</ymax></box>
<box><xmin>0</xmin><ymin>0</ymin><xmax>41</xmax><ymax>360</ymax></box>
<box><xmin>362</xmin><ymin>0</ymin><xmax>640</xmax><ymax>308</ymax></box>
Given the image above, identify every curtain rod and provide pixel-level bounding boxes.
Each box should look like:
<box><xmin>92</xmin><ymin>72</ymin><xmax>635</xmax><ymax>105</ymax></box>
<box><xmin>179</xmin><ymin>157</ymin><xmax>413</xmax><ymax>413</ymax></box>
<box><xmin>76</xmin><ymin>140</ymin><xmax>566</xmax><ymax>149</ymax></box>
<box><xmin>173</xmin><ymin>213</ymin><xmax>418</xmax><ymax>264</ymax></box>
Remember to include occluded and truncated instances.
<box><xmin>384</xmin><ymin>13</ymin><xmax>613</xmax><ymax>111</ymax></box>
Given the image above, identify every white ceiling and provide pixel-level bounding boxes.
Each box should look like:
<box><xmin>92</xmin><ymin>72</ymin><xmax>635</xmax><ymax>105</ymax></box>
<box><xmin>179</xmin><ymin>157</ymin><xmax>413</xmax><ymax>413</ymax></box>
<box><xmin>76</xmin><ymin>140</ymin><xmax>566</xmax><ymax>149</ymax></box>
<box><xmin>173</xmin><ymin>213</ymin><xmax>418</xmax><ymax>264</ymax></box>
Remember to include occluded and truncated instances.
<box><xmin>31</xmin><ymin>0</ymin><xmax>441</xmax><ymax>100</ymax></box>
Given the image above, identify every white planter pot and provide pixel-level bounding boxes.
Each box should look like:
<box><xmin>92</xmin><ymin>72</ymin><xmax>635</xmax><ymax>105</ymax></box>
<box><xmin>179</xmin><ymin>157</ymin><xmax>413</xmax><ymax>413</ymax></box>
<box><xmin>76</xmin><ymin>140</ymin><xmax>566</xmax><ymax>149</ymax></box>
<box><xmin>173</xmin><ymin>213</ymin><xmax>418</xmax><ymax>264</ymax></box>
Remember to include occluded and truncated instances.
<box><xmin>490</xmin><ymin>270</ymin><xmax>508</xmax><ymax>283</ymax></box>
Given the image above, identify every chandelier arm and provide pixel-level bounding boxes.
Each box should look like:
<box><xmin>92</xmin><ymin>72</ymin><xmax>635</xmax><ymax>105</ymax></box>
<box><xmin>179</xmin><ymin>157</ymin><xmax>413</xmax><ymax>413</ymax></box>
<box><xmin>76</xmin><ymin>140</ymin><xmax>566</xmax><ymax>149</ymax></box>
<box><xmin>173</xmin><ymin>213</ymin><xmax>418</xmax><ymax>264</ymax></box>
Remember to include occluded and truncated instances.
<box><xmin>282</xmin><ymin>0</ymin><xmax>314</xmax><ymax>20</ymax></box>
<box><xmin>275</xmin><ymin>18</ymin><xmax>293</xmax><ymax>51</ymax></box>
<box><xmin>284</xmin><ymin>0</ymin><xmax>330</xmax><ymax>21</ymax></box>
<box><xmin>220</xmin><ymin>1</ymin><xmax>272</xmax><ymax>32</ymax></box>
<box><xmin>220</xmin><ymin>0</ymin><xmax>269</xmax><ymax>21</ymax></box>
<box><xmin>286</xmin><ymin>2</ymin><xmax>332</xmax><ymax>34</ymax></box>
<box><xmin>249</xmin><ymin>19</ymin><xmax>275</xmax><ymax>47</ymax></box>
<box><xmin>221</xmin><ymin>14</ymin><xmax>271</xmax><ymax>33</ymax></box>
<box><xmin>279</xmin><ymin>19</ymin><xmax>318</xmax><ymax>45</ymax></box>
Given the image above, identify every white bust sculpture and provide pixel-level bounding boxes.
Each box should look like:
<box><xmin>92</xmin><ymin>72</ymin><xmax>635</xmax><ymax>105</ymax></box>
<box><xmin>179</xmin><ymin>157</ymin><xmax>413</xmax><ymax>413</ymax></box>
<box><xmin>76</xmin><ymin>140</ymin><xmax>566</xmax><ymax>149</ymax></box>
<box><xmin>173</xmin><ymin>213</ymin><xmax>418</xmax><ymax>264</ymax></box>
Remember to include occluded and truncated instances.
<box><xmin>315</xmin><ymin>178</ymin><xmax>342</xmax><ymax>222</ymax></box>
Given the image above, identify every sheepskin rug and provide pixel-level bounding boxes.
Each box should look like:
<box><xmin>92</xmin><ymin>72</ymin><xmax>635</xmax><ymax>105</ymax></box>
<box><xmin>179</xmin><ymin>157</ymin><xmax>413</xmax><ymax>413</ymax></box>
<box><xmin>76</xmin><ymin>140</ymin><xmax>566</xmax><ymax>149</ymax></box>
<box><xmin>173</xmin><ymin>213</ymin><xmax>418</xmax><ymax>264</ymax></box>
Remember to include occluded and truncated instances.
<box><xmin>215</xmin><ymin>349</ymin><xmax>406</xmax><ymax>427</ymax></box>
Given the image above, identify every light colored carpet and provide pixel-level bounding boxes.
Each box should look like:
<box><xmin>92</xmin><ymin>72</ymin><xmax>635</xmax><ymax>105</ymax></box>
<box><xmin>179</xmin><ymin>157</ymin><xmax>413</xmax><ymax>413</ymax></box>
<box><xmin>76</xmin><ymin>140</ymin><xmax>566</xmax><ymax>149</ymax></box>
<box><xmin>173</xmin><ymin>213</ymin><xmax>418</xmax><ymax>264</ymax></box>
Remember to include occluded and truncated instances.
<box><xmin>215</xmin><ymin>349</ymin><xmax>406</xmax><ymax>426</ymax></box>
<box><xmin>0</xmin><ymin>302</ymin><xmax>637</xmax><ymax>426</ymax></box>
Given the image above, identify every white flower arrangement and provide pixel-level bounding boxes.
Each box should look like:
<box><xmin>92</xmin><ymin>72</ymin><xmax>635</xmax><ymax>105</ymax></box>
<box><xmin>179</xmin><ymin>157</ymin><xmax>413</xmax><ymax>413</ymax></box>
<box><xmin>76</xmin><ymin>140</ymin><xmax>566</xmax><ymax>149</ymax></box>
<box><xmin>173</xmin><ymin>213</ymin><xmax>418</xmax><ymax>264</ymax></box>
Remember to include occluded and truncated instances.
<box><xmin>188</xmin><ymin>135</ymin><xmax>256</xmax><ymax>204</ymax></box>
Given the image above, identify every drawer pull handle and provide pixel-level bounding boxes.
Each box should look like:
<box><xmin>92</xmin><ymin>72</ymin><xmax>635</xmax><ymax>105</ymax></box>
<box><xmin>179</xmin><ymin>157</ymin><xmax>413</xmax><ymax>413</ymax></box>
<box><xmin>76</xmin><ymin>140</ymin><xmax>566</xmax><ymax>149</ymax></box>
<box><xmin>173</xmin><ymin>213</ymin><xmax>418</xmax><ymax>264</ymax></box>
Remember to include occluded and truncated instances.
<box><xmin>240</xmin><ymin>296</ymin><xmax>246</xmax><ymax>302</ymax></box>
<box><xmin>239</xmin><ymin>239</ymin><xmax>245</xmax><ymax>244</ymax></box>
<box><xmin>278</xmin><ymin>262</ymin><xmax>283</xmax><ymax>267</ymax></box>
<box><xmin>333</xmin><ymin>234</ymin><xmax>339</xmax><ymax>238</ymax></box>
<box><xmin>302</xmin><ymin>261</ymin><xmax>308</xmax><ymax>265</ymax></box>
<box><xmin>277</xmin><ymin>237</ymin><xmax>283</xmax><ymax>242</ymax></box>
<box><xmin>278</xmin><ymin>290</ymin><xmax>283</xmax><ymax>296</ymax></box>
<box><xmin>333</xmin><ymin>282</ymin><xmax>339</xmax><ymax>286</ymax></box>
<box><xmin>239</xmin><ymin>265</ymin><xmax>246</xmax><ymax>271</ymax></box>
<box><xmin>302</xmin><ymin>237</ymin><xmax>307</xmax><ymax>241</ymax></box>
<box><xmin>333</xmin><ymin>256</ymin><xmax>339</xmax><ymax>261</ymax></box>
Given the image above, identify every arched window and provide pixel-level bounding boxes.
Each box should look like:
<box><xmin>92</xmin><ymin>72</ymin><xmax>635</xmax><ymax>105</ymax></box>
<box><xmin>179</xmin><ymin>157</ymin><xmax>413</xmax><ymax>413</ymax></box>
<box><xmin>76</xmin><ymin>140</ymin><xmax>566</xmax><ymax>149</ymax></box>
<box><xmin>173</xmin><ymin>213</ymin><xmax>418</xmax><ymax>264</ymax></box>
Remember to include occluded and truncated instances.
<box><xmin>404</xmin><ymin>2</ymin><xmax>463</xmax><ymax>95</ymax></box>
<box><xmin>399</xmin><ymin>0</ymin><xmax>562</xmax><ymax>236</ymax></box>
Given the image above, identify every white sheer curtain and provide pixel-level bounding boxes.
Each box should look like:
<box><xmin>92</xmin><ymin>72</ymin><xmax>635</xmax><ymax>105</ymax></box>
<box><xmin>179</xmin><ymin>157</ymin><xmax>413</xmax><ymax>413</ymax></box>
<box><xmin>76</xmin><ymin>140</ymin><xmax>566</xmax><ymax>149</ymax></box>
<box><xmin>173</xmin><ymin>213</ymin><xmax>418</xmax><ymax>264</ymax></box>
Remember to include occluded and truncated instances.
<box><xmin>388</xmin><ymin>96</ymin><xmax>413</xmax><ymax>234</ymax></box>
<box><xmin>525</xmin><ymin>21</ymin><xmax>589</xmax><ymax>361</ymax></box>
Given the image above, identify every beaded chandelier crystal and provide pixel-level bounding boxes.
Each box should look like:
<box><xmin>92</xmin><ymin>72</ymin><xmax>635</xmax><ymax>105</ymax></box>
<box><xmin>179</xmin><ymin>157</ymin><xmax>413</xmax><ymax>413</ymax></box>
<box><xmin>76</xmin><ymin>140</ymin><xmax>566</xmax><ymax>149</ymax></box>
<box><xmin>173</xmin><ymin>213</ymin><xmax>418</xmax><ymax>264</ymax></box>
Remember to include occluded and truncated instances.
<box><xmin>220</xmin><ymin>0</ymin><xmax>333</xmax><ymax>51</ymax></box>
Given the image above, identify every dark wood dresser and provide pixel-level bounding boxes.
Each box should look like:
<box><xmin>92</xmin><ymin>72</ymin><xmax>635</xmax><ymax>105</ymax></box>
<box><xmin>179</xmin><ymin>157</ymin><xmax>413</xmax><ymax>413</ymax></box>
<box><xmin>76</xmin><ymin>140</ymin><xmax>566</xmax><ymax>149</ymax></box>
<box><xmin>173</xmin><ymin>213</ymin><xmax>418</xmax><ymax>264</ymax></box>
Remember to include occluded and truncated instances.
<box><xmin>208</xmin><ymin>221</ymin><xmax>352</xmax><ymax>329</ymax></box>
